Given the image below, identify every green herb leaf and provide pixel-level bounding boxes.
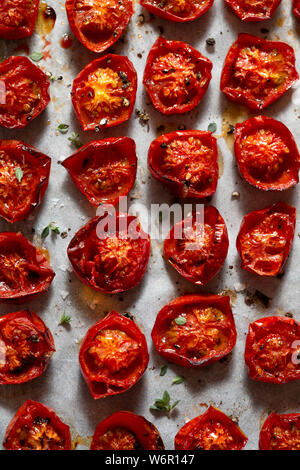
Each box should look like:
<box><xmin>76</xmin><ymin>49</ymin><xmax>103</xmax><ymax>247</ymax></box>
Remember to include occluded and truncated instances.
<box><xmin>160</xmin><ymin>365</ymin><xmax>168</xmax><ymax>376</ymax></box>
<box><xmin>41</xmin><ymin>222</ymin><xmax>60</xmax><ymax>239</ymax></box>
<box><xmin>59</xmin><ymin>312</ymin><xmax>71</xmax><ymax>326</ymax></box>
<box><xmin>150</xmin><ymin>390</ymin><xmax>179</xmax><ymax>413</ymax></box>
<box><xmin>68</xmin><ymin>132</ymin><xmax>82</xmax><ymax>149</ymax></box>
<box><xmin>208</xmin><ymin>122</ymin><xmax>217</xmax><ymax>133</ymax></box>
<box><xmin>172</xmin><ymin>376</ymin><xmax>184</xmax><ymax>385</ymax></box>
<box><xmin>30</xmin><ymin>51</ymin><xmax>44</xmax><ymax>62</ymax></box>
<box><xmin>175</xmin><ymin>315</ymin><xmax>186</xmax><ymax>326</ymax></box>
<box><xmin>15</xmin><ymin>167</ymin><xmax>23</xmax><ymax>182</ymax></box>
<box><xmin>57</xmin><ymin>123</ymin><xmax>69</xmax><ymax>134</ymax></box>
<box><xmin>41</xmin><ymin>225</ymin><xmax>50</xmax><ymax>239</ymax></box>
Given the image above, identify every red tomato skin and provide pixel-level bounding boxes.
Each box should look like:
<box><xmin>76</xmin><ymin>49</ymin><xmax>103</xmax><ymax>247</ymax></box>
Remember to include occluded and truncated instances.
<box><xmin>234</xmin><ymin>116</ymin><xmax>300</xmax><ymax>191</ymax></box>
<box><xmin>91</xmin><ymin>411</ymin><xmax>165</xmax><ymax>450</ymax></box>
<box><xmin>0</xmin><ymin>0</ymin><xmax>40</xmax><ymax>39</ymax></box>
<box><xmin>0</xmin><ymin>140</ymin><xmax>51</xmax><ymax>223</ymax></box>
<box><xmin>236</xmin><ymin>202</ymin><xmax>296</xmax><ymax>277</ymax></box>
<box><xmin>3</xmin><ymin>400</ymin><xmax>71</xmax><ymax>450</ymax></box>
<box><xmin>67</xmin><ymin>213</ymin><xmax>150</xmax><ymax>294</ymax></box>
<box><xmin>0</xmin><ymin>56</ymin><xmax>50</xmax><ymax>129</ymax></box>
<box><xmin>294</xmin><ymin>0</ymin><xmax>300</xmax><ymax>18</ymax></box>
<box><xmin>79</xmin><ymin>311</ymin><xmax>149</xmax><ymax>400</ymax></box>
<box><xmin>220</xmin><ymin>34</ymin><xmax>299</xmax><ymax>112</ymax></box>
<box><xmin>62</xmin><ymin>137</ymin><xmax>137</xmax><ymax>207</ymax></box>
<box><xmin>245</xmin><ymin>316</ymin><xmax>300</xmax><ymax>384</ymax></box>
<box><xmin>140</xmin><ymin>0</ymin><xmax>214</xmax><ymax>22</ymax></box>
<box><xmin>71</xmin><ymin>54</ymin><xmax>137</xmax><ymax>131</ymax></box>
<box><xmin>224</xmin><ymin>0</ymin><xmax>281</xmax><ymax>22</ymax></box>
<box><xmin>65</xmin><ymin>0</ymin><xmax>133</xmax><ymax>53</ymax></box>
<box><xmin>151</xmin><ymin>294</ymin><xmax>237</xmax><ymax>368</ymax></box>
<box><xmin>143</xmin><ymin>37</ymin><xmax>212</xmax><ymax>115</ymax></box>
<box><xmin>259</xmin><ymin>412</ymin><xmax>300</xmax><ymax>450</ymax></box>
<box><xmin>164</xmin><ymin>206</ymin><xmax>229</xmax><ymax>286</ymax></box>
<box><xmin>175</xmin><ymin>406</ymin><xmax>248</xmax><ymax>450</ymax></box>
<box><xmin>148</xmin><ymin>130</ymin><xmax>218</xmax><ymax>198</ymax></box>
<box><xmin>0</xmin><ymin>310</ymin><xmax>55</xmax><ymax>385</ymax></box>
<box><xmin>0</xmin><ymin>232</ymin><xmax>55</xmax><ymax>303</ymax></box>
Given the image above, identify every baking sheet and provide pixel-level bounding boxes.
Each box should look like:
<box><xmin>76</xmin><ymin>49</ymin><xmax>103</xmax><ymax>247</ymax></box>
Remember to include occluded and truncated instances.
<box><xmin>0</xmin><ymin>0</ymin><xmax>300</xmax><ymax>451</ymax></box>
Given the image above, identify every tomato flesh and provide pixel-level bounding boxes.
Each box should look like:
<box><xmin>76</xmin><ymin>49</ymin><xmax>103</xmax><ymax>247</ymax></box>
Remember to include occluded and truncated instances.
<box><xmin>0</xmin><ymin>56</ymin><xmax>50</xmax><ymax>129</ymax></box>
<box><xmin>164</xmin><ymin>207</ymin><xmax>229</xmax><ymax>286</ymax></box>
<box><xmin>175</xmin><ymin>406</ymin><xmax>248</xmax><ymax>450</ymax></box>
<box><xmin>245</xmin><ymin>316</ymin><xmax>300</xmax><ymax>383</ymax></box>
<box><xmin>236</xmin><ymin>202</ymin><xmax>296</xmax><ymax>277</ymax></box>
<box><xmin>234</xmin><ymin>116</ymin><xmax>300</xmax><ymax>191</ymax></box>
<box><xmin>260</xmin><ymin>413</ymin><xmax>300</xmax><ymax>450</ymax></box>
<box><xmin>72</xmin><ymin>54</ymin><xmax>137</xmax><ymax>130</ymax></box>
<box><xmin>152</xmin><ymin>294</ymin><xmax>236</xmax><ymax>368</ymax></box>
<box><xmin>0</xmin><ymin>310</ymin><xmax>55</xmax><ymax>385</ymax></box>
<box><xmin>0</xmin><ymin>0</ymin><xmax>40</xmax><ymax>39</ymax></box>
<box><xmin>148</xmin><ymin>131</ymin><xmax>218</xmax><ymax>198</ymax></box>
<box><xmin>67</xmin><ymin>213</ymin><xmax>150</xmax><ymax>294</ymax></box>
<box><xmin>140</xmin><ymin>0</ymin><xmax>213</xmax><ymax>22</ymax></box>
<box><xmin>294</xmin><ymin>0</ymin><xmax>300</xmax><ymax>18</ymax></box>
<box><xmin>79</xmin><ymin>311</ymin><xmax>149</xmax><ymax>399</ymax></box>
<box><xmin>62</xmin><ymin>137</ymin><xmax>137</xmax><ymax>207</ymax></box>
<box><xmin>143</xmin><ymin>37</ymin><xmax>212</xmax><ymax>115</ymax></box>
<box><xmin>3</xmin><ymin>400</ymin><xmax>71</xmax><ymax>450</ymax></box>
<box><xmin>220</xmin><ymin>34</ymin><xmax>299</xmax><ymax>111</ymax></box>
<box><xmin>66</xmin><ymin>0</ymin><xmax>133</xmax><ymax>53</ymax></box>
<box><xmin>225</xmin><ymin>0</ymin><xmax>281</xmax><ymax>21</ymax></box>
<box><xmin>91</xmin><ymin>411</ymin><xmax>165</xmax><ymax>450</ymax></box>
<box><xmin>0</xmin><ymin>140</ymin><xmax>51</xmax><ymax>223</ymax></box>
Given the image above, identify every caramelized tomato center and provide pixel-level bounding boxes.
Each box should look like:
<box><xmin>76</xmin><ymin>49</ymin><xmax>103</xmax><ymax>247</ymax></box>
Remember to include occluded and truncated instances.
<box><xmin>75</xmin><ymin>0</ymin><xmax>124</xmax><ymax>35</ymax></box>
<box><xmin>270</xmin><ymin>425</ymin><xmax>300</xmax><ymax>450</ymax></box>
<box><xmin>0</xmin><ymin>151</ymin><xmax>39</xmax><ymax>214</ymax></box>
<box><xmin>82</xmin><ymin>68</ymin><xmax>125</xmax><ymax>117</ymax></box>
<box><xmin>161</xmin><ymin>137</ymin><xmax>214</xmax><ymax>192</ymax></box>
<box><xmin>253</xmin><ymin>333</ymin><xmax>296</xmax><ymax>374</ymax></box>
<box><xmin>87</xmin><ymin>329</ymin><xmax>140</xmax><ymax>375</ymax></box>
<box><xmin>0</xmin><ymin>77</ymin><xmax>41</xmax><ymax>117</ymax></box>
<box><xmin>234</xmin><ymin>0</ymin><xmax>276</xmax><ymax>16</ymax></box>
<box><xmin>85</xmin><ymin>158</ymin><xmax>131</xmax><ymax>195</ymax></box>
<box><xmin>94</xmin><ymin>427</ymin><xmax>141</xmax><ymax>450</ymax></box>
<box><xmin>0</xmin><ymin>0</ymin><xmax>34</xmax><ymax>28</ymax></box>
<box><xmin>241</xmin><ymin>129</ymin><xmax>289</xmax><ymax>181</ymax></box>
<box><xmin>150</xmin><ymin>0</ymin><xmax>205</xmax><ymax>15</ymax></box>
<box><xmin>17</xmin><ymin>417</ymin><xmax>64</xmax><ymax>450</ymax></box>
<box><xmin>233</xmin><ymin>46</ymin><xmax>288</xmax><ymax>97</ymax></box>
<box><xmin>164</xmin><ymin>307</ymin><xmax>228</xmax><ymax>359</ymax></box>
<box><xmin>151</xmin><ymin>52</ymin><xmax>200</xmax><ymax>106</ymax></box>
<box><xmin>194</xmin><ymin>422</ymin><xmax>234</xmax><ymax>450</ymax></box>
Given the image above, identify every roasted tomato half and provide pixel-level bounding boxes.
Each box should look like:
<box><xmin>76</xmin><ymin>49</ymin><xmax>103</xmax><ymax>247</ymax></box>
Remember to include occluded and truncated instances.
<box><xmin>245</xmin><ymin>316</ymin><xmax>300</xmax><ymax>384</ymax></box>
<box><xmin>65</xmin><ymin>0</ymin><xmax>133</xmax><ymax>53</ymax></box>
<box><xmin>62</xmin><ymin>137</ymin><xmax>137</xmax><ymax>207</ymax></box>
<box><xmin>0</xmin><ymin>140</ymin><xmax>51</xmax><ymax>223</ymax></box>
<box><xmin>236</xmin><ymin>202</ymin><xmax>296</xmax><ymax>277</ymax></box>
<box><xmin>234</xmin><ymin>116</ymin><xmax>300</xmax><ymax>191</ymax></box>
<box><xmin>148</xmin><ymin>130</ymin><xmax>218</xmax><ymax>198</ymax></box>
<box><xmin>164</xmin><ymin>206</ymin><xmax>229</xmax><ymax>286</ymax></box>
<box><xmin>67</xmin><ymin>213</ymin><xmax>150</xmax><ymax>294</ymax></box>
<box><xmin>175</xmin><ymin>406</ymin><xmax>248</xmax><ymax>450</ymax></box>
<box><xmin>259</xmin><ymin>412</ymin><xmax>300</xmax><ymax>450</ymax></box>
<box><xmin>79</xmin><ymin>311</ymin><xmax>149</xmax><ymax>399</ymax></box>
<box><xmin>0</xmin><ymin>310</ymin><xmax>55</xmax><ymax>385</ymax></box>
<box><xmin>151</xmin><ymin>294</ymin><xmax>237</xmax><ymax>368</ymax></box>
<box><xmin>0</xmin><ymin>56</ymin><xmax>50</xmax><ymax>129</ymax></box>
<box><xmin>294</xmin><ymin>0</ymin><xmax>300</xmax><ymax>18</ymax></box>
<box><xmin>91</xmin><ymin>411</ymin><xmax>164</xmax><ymax>450</ymax></box>
<box><xmin>0</xmin><ymin>0</ymin><xmax>40</xmax><ymax>39</ymax></box>
<box><xmin>220</xmin><ymin>34</ymin><xmax>299</xmax><ymax>112</ymax></box>
<box><xmin>225</xmin><ymin>0</ymin><xmax>281</xmax><ymax>21</ymax></box>
<box><xmin>3</xmin><ymin>400</ymin><xmax>71</xmax><ymax>450</ymax></box>
<box><xmin>71</xmin><ymin>54</ymin><xmax>137</xmax><ymax>131</ymax></box>
<box><xmin>143</xmin><ymin>37</ymin><xmax>212</xmax><ymax>115</ymax></box>
<box><xmin>0</xmin><ymin>232</ymin><xmax>55</xmax><ymax>303</ymax></box>
<box><xmin>140</xmin><ymin>0</ymin><xmax>213</xmax><ymax>22</ymax></box>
